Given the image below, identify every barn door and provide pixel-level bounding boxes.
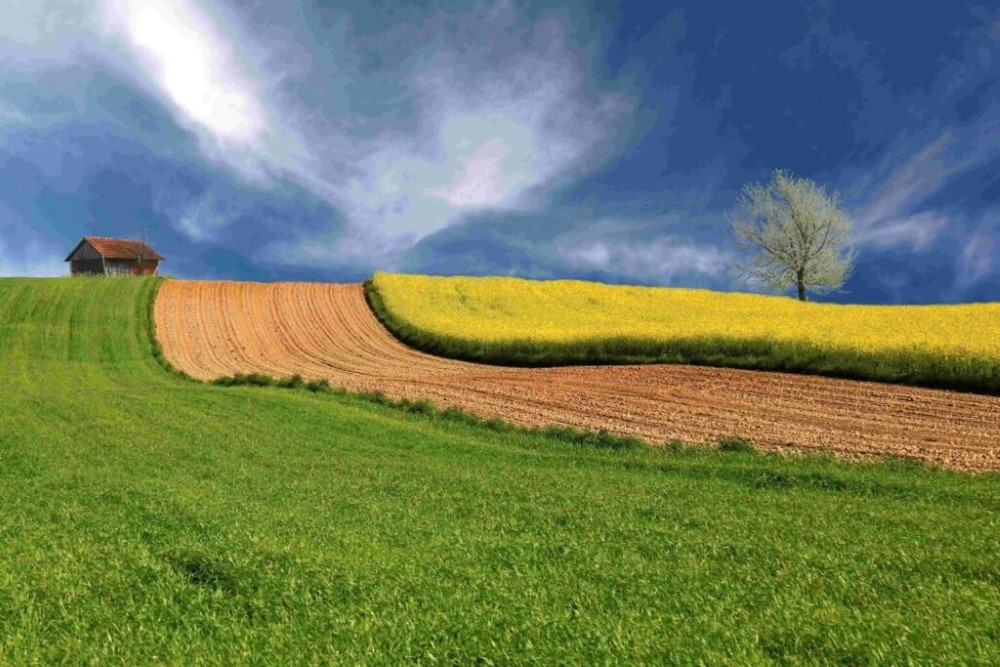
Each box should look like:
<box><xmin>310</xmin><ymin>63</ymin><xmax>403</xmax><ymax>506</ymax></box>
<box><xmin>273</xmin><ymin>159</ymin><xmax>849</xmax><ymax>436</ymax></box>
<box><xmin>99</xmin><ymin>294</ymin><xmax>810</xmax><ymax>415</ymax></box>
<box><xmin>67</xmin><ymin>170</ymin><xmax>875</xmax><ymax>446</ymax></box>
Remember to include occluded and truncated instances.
<box><xmin>106</xmin><ymin>260</ymin><xmax>132</xmax><ymax>277</ymax></box>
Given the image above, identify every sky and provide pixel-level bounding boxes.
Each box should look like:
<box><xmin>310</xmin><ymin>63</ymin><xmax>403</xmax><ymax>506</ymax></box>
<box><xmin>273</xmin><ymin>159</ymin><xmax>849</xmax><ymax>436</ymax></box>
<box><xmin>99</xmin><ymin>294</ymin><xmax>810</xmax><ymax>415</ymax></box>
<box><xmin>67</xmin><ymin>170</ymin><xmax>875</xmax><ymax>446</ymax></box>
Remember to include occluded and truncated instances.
<box><xmin>0</xmin><ymin>0</ymin><xmax>997</xmax><ymax>304</ymax></box>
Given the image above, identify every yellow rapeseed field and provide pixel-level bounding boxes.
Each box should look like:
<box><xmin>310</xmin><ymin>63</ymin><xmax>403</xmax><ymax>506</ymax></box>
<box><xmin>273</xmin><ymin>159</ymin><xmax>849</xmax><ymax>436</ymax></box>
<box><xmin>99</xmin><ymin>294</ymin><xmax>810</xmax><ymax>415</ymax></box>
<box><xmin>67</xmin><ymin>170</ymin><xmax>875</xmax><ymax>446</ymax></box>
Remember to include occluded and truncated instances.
<box><xmin>372</xmin><ymin>272</ymin><xmax>1000</xmax><ymax>363</ymax></box>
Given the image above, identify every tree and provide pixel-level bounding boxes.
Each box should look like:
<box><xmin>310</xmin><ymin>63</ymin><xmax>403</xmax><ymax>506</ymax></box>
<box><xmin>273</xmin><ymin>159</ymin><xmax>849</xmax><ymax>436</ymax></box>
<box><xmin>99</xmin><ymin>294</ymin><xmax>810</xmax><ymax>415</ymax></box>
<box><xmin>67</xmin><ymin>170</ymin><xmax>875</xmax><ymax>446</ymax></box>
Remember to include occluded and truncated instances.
<box><xmin>135</xmin><ymin>228</ymin><xmax>151</xmax><ymax>277</ymax></box>
<box><xmin>728</xmin><ymin>169</ymin><xmax>855</xmax><ymax>301</ymax></box>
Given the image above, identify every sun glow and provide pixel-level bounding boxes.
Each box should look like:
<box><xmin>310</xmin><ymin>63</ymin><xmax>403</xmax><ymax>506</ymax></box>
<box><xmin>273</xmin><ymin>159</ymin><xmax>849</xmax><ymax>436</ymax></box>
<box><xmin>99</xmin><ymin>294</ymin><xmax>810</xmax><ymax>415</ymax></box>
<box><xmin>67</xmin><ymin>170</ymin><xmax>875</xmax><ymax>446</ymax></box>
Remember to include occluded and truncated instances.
<box><xmin>99</xmin><ymin>0</ymin><xmax>265</xmax><ymax>145</ymax></box>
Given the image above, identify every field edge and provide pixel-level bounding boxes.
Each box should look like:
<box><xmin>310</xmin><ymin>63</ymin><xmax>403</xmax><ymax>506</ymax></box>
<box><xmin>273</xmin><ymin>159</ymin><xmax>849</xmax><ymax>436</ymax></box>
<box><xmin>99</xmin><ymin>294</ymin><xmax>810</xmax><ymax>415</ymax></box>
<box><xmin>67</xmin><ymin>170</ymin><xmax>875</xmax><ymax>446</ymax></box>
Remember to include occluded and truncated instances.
<box><xmin>148</xmin><ymin>278</ymin><xmax>1000</xmax><ymax>472</ymax></box>
<box><xmin>365</xmin><ymin>276</ymin><xmax>1000</xmax><ymax>395</ymax></box>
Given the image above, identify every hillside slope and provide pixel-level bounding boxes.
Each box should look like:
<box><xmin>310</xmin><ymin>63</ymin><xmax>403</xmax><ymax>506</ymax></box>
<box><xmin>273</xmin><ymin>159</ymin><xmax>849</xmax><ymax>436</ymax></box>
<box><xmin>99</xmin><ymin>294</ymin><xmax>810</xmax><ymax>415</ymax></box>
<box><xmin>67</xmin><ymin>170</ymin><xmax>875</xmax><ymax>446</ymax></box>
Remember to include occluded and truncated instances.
<box><xmin>3</xmin><ymin>277</ymin><xmax>1000</xmax><ymax>663</ymax></box>
<box><xmin>155</xmin><ymin>280</ymin><xmax>1000</xmax><ymax>470</ymax></box>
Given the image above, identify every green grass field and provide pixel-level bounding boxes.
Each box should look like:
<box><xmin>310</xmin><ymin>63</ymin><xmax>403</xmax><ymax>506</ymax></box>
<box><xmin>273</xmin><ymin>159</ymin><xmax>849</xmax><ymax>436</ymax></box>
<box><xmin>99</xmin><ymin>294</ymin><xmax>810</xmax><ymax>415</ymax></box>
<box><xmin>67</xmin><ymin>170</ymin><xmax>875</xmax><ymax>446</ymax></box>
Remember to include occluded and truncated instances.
<box><xmin>2</xmin><ymin>277</ymin><xmax>999</xmax><ymax>663</ymax></box>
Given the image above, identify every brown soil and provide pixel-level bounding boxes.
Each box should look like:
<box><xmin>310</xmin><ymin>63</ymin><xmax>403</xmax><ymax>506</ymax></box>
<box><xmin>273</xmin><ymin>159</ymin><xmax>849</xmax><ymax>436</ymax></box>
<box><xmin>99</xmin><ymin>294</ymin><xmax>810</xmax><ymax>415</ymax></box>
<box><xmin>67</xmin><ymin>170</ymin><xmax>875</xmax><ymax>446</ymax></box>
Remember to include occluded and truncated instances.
<box><xmin>154</xmin><ymin>280</ymin><xmax>1000</xmax><ymax>472</ymax></box>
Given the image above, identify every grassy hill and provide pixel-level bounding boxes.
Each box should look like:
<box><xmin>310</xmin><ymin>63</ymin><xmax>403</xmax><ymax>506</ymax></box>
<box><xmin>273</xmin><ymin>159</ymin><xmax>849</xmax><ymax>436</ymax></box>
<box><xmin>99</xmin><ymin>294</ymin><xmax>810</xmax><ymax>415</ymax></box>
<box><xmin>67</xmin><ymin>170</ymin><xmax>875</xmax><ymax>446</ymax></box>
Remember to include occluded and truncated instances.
<box><xmin>1</xmin><ymin>277</ymin><xmax>999</xmax><ymax>663</ymax></box>
<box><xmin>369</xmin><ymin>272</ymin><xmax>1000</xmax><ymax>393</ymax></box>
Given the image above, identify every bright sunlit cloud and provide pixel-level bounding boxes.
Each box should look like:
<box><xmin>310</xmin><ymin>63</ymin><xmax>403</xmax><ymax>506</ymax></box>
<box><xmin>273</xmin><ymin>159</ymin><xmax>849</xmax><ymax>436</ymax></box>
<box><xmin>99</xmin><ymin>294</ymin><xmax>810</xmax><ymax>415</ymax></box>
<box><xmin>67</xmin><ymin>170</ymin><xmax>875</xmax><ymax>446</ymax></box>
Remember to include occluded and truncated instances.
<box><xmin>97</xmin><ymin>0</ymin><xmax>266</xmax><ymax>147</ymax></box>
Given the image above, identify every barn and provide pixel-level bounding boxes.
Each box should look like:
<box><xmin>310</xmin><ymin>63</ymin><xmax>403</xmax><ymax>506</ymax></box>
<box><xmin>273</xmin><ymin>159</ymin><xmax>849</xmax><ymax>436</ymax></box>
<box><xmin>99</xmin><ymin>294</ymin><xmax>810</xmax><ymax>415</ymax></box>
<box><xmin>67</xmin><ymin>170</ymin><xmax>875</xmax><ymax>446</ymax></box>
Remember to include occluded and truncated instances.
<box><xmin>65</xmin><ymin>237</ymin><xmax>165</xmax><ymax>276</ymax></box>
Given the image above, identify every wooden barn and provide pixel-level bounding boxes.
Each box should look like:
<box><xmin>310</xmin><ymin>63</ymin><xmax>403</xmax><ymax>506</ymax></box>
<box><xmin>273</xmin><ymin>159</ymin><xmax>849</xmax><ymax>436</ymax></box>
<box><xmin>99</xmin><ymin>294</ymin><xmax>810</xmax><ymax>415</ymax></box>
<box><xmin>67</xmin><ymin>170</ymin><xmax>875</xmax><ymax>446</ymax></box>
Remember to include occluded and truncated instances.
<box><xmin>65</xmin><ymin>237</ymin><xmax>164</xmax><ymax>277</ymax></box>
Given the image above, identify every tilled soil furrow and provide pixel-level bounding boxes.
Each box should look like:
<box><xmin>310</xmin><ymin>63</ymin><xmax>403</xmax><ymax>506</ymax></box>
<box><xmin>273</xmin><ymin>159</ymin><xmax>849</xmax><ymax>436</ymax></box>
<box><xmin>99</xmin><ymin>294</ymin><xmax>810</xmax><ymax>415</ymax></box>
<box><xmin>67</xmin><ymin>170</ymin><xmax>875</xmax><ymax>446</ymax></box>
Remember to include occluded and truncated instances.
<box><xmin>153</xmin><ymin>280</ymin><xmax>1000</xmax><ymax>472</ymax></box>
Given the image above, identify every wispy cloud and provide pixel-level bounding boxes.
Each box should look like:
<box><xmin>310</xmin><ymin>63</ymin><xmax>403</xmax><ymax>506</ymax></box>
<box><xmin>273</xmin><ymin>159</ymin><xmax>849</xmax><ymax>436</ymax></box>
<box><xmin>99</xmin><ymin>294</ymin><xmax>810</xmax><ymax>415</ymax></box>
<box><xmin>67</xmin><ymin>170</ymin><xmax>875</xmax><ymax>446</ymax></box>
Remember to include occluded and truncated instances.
<box><xmin>957</xmin><ymin>220</ymin><xmax>997</xmax><ymax>288</ymax></box>
<box><xmin>169</xmin><ymin>190</ymin><xmax>246</xmax><ymax>243</ymax></box>
<box><xmin>560</xmin><ymin>238</ymin><xmax>730</xmax><ymax>280</ymax></box>
<box><xmin>856</xmin><ymin>211</ymin><xmax>950</xmax><ymax>251</ymax></box>
<box><xmin>853</xmin><ymin>133</ymin><xmax>955</xmax><ymax>249</ymax></box>
<box><xmin>852</xmin><ymin>129</ymin><xmax>996</xmax><ymax>251</ymax></box>
<box><xmin>556</xmin><ymin>220</ymin><xmax>732</xmax><ymax>284</ymax></box>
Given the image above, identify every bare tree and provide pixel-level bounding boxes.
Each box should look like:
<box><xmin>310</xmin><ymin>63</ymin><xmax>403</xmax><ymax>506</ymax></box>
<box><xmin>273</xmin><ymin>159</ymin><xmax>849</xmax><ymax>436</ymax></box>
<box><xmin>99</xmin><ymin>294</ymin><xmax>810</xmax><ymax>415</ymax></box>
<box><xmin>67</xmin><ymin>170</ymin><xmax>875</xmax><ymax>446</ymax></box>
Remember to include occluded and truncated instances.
<box><xmin>135</xmin><ymin>241</ymin><xmax>145</xmax><ymax>276</ymax></box>
<box><xmin>135</xmin><ymin>227</ymin><xmax>150</xmax><ymax>276</ymax></box>
<box><xmin>728</xmin><ymin>169</ymin><xmax>855</xmax><ymax>301</ymax></box>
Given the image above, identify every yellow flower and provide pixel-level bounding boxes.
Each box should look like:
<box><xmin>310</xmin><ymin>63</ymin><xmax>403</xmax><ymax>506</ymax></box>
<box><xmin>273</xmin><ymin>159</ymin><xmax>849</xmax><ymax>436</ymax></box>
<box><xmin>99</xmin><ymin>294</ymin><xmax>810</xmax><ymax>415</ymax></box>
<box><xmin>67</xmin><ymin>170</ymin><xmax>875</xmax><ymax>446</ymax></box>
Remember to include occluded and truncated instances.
<box><xmin>373</xmin><ymin>272</ymin><xmax>1000</xmax><ymax>363</ymax></box>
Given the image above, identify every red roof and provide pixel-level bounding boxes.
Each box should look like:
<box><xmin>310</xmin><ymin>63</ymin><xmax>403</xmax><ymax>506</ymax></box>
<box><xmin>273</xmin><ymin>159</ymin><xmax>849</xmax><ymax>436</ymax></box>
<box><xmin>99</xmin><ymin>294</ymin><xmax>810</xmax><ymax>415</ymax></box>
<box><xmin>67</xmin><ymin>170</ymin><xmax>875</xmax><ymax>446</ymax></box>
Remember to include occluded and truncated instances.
<box><xmin>65</xmin><ymin>237</ymin><xmax>165</xmax><ymax>262</ymax></box>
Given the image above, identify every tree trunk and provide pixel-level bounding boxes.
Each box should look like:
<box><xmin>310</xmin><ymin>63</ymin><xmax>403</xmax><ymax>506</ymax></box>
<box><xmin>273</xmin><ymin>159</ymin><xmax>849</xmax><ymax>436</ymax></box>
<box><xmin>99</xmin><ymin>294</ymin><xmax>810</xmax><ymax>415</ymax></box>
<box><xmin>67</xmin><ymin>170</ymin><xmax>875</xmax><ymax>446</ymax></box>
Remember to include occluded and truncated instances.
<box><xmin>796</xmin><ymin>271</ymin><xmax>806</xmax><ymax>301</ymax></box>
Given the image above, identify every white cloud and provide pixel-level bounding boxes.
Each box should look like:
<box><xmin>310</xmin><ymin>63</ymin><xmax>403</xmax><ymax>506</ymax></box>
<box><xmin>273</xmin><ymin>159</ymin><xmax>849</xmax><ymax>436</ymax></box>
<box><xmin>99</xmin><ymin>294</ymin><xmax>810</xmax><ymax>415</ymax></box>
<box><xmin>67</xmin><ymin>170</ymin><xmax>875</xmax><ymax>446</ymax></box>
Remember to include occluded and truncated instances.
<box><xmin>426</xmin><ymin>119</ymin><xmax>534</xmax><ymax>208</ymax></box>
<box><xmin>958</xmin><ymin>223</ymin><xmax>997</xmax><ymax>287</ymax></box>
<box><xmin>857</xmin><ymin>135</ymin><xmax>951</xmax><ymax>221</ymax></box>
<box><xmin>852</xmin><ymin>126</ymin><xmax>998</xmax><ymax>252</ymax></box>
<box><xmin>172</xmin><ymin>192</ymin><xmax>243</xmax><ymax>243</ymax></box>
<box><xmin>96</xmin><ymin>0</ymin><xmax>267</xmax><ymax>148</ymax></box>
<box><xmin>264</xmin><ymin>226</ymin><xmax>415</xmax><ymax>272</ymax></box>
<box><xmin>558</xmin><ymin>235</ymin><xmax>732</xmax><ymax>283</ymax></box>
<box><xmin>857</xmin><ymin>211</ymin><xmax>950</xmax><ymax>250</ymax></box>
<box><xmin>853</xmin><ymin>133</ymin><xmax>956</xmax><ymax>249</ymax></box>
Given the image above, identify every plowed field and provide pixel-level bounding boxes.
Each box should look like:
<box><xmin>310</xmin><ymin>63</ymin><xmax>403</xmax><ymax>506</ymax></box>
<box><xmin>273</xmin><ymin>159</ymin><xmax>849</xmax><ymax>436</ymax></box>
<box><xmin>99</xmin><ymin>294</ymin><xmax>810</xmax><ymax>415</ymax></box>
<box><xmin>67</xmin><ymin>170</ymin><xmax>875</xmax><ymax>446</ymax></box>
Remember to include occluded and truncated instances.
<box><xmin>154</xmin><ymin>281</ymin><xmax>1000</xmax><ymax>471</ymax></box>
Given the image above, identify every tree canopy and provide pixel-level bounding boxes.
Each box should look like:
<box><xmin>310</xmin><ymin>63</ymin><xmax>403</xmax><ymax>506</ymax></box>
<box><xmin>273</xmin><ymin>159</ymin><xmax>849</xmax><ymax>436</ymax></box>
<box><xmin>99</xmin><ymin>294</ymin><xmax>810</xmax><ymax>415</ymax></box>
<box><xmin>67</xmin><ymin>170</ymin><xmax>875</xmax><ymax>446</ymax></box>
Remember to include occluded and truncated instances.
<box><xmin>729</xmin><ymin>170</ymin><xmax>855</xmax><ymax>301</ymax></box>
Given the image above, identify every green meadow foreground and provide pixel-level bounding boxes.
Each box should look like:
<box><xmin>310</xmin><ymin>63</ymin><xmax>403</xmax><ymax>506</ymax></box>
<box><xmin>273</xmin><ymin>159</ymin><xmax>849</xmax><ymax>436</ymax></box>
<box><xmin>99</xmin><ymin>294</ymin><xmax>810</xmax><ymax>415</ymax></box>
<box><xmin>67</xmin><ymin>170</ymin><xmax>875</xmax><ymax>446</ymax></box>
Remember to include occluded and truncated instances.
<box><xmin>1</xmin><ymin>278</ymin><xmax>999</xmax><ymax>663</ymax></box>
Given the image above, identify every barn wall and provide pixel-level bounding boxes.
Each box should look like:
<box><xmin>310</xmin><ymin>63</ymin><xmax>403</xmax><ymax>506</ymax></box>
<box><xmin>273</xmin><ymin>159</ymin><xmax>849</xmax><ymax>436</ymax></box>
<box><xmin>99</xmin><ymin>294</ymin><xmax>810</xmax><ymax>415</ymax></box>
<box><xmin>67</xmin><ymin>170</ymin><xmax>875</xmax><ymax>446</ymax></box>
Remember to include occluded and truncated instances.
<box><xmin>127</xmin><ymin>260</ymin><xmax>159</xmax><ymax>276</ymax></box>
<box><xmin>68</xmin><ymin>242</ymin><xmax>102</xmax><ymax>262</ymax></box>
<box><xmin>70</xmin><ymin>259</ymin><xmax>105</xmax><ymax>275</ymax></box>
<box><xmin>106</xmin><ymin>260</ymin><xmax>133</xmax><ymax>277</ymax></box>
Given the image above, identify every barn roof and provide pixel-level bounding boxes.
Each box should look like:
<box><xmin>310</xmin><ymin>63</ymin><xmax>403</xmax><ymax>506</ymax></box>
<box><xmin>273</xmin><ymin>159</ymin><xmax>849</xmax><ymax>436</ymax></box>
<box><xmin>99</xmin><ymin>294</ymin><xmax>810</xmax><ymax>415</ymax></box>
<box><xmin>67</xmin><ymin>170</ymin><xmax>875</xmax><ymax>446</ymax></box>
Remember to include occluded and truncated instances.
<box><xmin>65</xmin><ymin>237</ymin><xmax>165</xmax><ymax>262</ymax></box>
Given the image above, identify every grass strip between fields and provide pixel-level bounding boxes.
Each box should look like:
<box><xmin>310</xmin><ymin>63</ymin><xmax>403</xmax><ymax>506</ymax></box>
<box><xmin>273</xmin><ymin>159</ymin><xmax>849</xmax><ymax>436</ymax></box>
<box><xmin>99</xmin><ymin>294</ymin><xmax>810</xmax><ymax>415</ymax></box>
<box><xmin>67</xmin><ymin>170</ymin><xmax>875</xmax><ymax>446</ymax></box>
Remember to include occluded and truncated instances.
<box><xmin>365</xmin><ymin>278</ymin><xmax>1000</xmax><ymax>395</ymax></box>
<box><xmin>147</xmin><ymin>279</ymin><xmax>652</xmax><ymax>453</ymax></box>
<box><xmin>147</xmin><ymin>278</ymin><xmax>945</xmax><ymax>466</ymax></box>
<box><xmin>147</xmin><ymin>279</ymin><xmax>925</xmax><ymax>463</ymax></box>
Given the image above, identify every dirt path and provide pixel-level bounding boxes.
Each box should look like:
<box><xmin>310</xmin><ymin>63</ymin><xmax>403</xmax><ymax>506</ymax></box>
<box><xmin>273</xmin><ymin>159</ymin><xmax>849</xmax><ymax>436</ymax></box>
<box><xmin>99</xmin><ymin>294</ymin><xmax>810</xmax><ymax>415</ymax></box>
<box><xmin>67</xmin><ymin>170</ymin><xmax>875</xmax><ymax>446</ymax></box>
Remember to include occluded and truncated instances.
<box><xmin>154</xmin><ymin>280</ymin><xmax>1000</xmax><ymax>471</ymax></box>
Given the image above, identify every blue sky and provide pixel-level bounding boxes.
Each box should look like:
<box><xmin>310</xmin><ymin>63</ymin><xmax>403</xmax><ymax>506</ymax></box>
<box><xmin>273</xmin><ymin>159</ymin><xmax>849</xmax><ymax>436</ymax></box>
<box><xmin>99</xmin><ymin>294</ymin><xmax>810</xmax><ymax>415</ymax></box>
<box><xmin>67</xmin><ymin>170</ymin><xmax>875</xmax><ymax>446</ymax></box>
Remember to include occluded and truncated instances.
<box><xmin>1</xmin><ymin>1</ymin><xmax>997</xmax><ymax>303</ymax></box>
